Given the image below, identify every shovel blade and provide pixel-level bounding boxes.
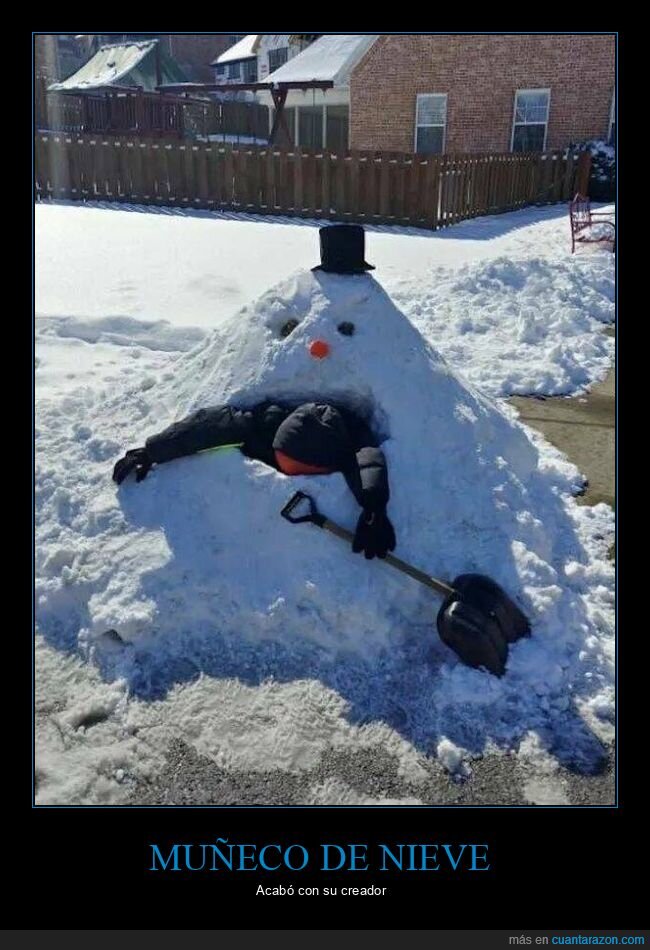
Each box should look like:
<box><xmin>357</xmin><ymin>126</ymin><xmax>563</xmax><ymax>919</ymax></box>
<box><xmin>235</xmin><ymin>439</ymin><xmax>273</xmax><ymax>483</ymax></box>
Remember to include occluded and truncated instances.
<box><xmin>436</xmin><ymin>573</ymin><xmax>530</xmax><ymax>677</ymax></box>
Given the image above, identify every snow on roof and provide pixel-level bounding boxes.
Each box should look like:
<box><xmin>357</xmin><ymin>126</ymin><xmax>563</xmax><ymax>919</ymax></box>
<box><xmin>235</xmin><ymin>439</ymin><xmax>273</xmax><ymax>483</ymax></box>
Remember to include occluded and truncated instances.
<box><xmin>262</xmin><ymin>34</ymin><xmax>378</xmax><ymax>86</ymax></box>
<box><xmin>49</xmin><ymin>40</ymin><xmax>157</xmax><ymax>91</ymax></box>
<box><xmin>215</xmin><ymin>34</ymin><xmax>259</xmax><ymax>65</ymax></box>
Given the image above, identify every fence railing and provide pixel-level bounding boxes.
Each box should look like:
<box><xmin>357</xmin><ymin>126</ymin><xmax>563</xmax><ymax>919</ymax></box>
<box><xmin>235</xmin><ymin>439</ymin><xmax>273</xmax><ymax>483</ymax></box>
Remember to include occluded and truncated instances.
<box><xmin>36</xmin><ymin>80</ymin><xmax>270</xmax><ymax>142</ymax></box>
<box><xmin>34</xmin><ymin>133</ymin><xmax>591</xmax><ymax>229</ymax></box>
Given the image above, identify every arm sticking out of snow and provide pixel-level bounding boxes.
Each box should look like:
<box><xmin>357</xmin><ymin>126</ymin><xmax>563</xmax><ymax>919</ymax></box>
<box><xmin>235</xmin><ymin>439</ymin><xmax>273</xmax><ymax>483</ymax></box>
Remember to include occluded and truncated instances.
<box><xmin>341</xmin><ymin>412</ymin><xmax>395</xmax><ymax>559</ymax></box>
<box><xmin>339</xmin><ymin>412</ymin><xmax>390</xmax><ymax>513</ymax></box>
<box><xmin>112</xmin><ymin>405</ymin><xmax>258</xmax><ymax>484</ymax></box>
<box><xmin>145</xmin><ymin>406</ymin><xmax>254</xmax><ymax>464</ymax></box>
<box><xmin>343</xmin><ymin>446</ymin><xmax>390</xmax><ymax>513</ymax></box>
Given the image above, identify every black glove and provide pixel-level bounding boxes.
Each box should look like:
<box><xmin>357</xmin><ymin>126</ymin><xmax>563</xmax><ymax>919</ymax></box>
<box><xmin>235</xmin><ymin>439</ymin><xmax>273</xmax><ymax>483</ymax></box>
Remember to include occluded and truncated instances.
<box><xmin>112</xmin><ymin>448</ymin><xmax>153</xmax><ymax>485</ymax></box>
<box><xmin>352</xmin><ymin>508</ymin><xmax>396</xmax><ymax>560</ymax></box>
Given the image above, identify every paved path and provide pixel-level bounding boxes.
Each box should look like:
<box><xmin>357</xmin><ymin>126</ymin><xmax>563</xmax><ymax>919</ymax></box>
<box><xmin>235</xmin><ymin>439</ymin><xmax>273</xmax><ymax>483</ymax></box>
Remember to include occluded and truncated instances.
<box><xmin>511</xmin><ymin>327</ymin><xmax>615</xmax><ymax>511</ymax></box>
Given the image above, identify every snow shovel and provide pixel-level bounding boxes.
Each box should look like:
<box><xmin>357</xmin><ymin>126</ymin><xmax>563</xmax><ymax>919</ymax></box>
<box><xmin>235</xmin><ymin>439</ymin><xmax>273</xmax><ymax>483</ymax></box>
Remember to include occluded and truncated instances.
<box><xmin>281</xmin><ymin>491</ymin><xmax>530</xmax><ymax>676</ymax></box>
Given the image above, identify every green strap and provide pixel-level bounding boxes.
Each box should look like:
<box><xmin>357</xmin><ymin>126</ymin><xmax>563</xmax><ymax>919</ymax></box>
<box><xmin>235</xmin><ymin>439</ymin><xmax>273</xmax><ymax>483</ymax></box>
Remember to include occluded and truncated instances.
<box><xmin>197</xmin><ymin>443</ymin><xmax>245</xmax><ymax>455</ymax></box>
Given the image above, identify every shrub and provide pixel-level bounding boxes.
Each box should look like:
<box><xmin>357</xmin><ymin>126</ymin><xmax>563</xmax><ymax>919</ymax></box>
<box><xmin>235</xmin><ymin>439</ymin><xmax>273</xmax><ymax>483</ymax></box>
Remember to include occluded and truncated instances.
<box><xmin>568</xmin><ymin>139</ymin><xmax>615</xmax><ymax>202</ymax></box>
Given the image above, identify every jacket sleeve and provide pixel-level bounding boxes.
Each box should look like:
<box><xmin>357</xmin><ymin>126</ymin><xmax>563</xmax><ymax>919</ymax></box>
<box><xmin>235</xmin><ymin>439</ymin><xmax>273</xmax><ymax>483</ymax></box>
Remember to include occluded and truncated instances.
<box><xmin>144</xmin><ymin>405</ymin><xmax>256</xmax><ymax>464</ymax></box>
<box><xmin>342</xmin><ymin>414</ymin><xmax>390</xmax><ymax>512</ymax></box>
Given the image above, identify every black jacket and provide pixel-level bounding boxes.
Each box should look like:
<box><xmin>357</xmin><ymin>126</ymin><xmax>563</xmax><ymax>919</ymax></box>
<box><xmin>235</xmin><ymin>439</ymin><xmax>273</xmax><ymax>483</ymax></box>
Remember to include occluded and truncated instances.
<box><xmin>145</xmin><ymin>401</ymin><xmax>389</xmax><ymax>513</ymax></box>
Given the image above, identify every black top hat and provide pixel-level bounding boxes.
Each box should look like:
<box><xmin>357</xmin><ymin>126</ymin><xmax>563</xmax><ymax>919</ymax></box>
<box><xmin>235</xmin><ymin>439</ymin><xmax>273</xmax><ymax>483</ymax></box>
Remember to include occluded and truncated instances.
<box><xmin>312</xmin><ymin>224</ymin><xmax>375</xmax><ymax>274</ymax></box>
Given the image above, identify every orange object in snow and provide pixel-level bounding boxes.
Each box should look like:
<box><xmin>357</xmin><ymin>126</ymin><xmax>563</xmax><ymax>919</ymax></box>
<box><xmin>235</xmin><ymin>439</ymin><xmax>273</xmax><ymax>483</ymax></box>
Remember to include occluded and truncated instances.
<box><xmin>274</xmin><ymin>450</ymin><xmax>335</xmax><ymax>476</ymax></box>
<box><xmin>309</xmin><ymin>339</ymin><xmax>330</xmax><ymax>359</ymax></box>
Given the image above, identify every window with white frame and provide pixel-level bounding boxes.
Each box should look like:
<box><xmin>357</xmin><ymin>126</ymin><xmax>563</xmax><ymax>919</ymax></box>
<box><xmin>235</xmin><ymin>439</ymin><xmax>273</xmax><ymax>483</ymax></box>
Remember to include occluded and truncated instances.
<box><xmin>511</xmin><ymin>89</ymin><xmax>550</xmax><ymax>152</ymax></box>
<box><xmin>609</xmin><ymin>92</ymin><xmax>615</xmax><ymax>145</ymax></box>
<box><xmin>415</xmin><ymin>94</ymin><xmax>447</xmax><ymax>154</ymax></box>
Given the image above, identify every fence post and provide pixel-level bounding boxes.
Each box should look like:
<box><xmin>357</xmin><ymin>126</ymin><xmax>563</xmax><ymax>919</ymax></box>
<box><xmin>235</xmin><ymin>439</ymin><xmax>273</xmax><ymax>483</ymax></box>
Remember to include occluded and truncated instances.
<box><xmin>35</xmin><ymin>77</ymin><xmax>48</xmax><ymax>129</ymax></box>
<box><xmin>135</xmin><ymin>89</ymin><xmax>144</xmax><ymax>134</ymax></box>
<box><xmin>575</xmin><ymin>151</ymin><xmax>592</xmax><ymax>197</ymax></box>
<box><xmin>48</xmin><ymin>133</ymin><xmax>71</xmax><ymax>199</ymax></box>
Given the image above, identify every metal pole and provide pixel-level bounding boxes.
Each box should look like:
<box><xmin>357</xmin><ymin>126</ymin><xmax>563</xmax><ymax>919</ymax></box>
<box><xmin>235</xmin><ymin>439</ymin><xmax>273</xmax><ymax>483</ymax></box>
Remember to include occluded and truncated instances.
<box><xmin>154</xmin><ymin>41</ymin><xmax>162</xmax><ymax>88</ymax></box>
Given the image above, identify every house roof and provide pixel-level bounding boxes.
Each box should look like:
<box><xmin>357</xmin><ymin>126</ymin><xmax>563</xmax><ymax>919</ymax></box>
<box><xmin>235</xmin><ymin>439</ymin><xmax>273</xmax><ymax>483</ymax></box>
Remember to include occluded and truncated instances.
<box><xmin>262</xmin><ymin>34</ymin><xmax>378</xmax><ymax>86</ymax></box>
<box><xmin>214</xmin><ymin>34</ymin><xmax>260</xmax><ymax>66</ymax></box>
<box><xmin>48</xmin><ymin>39</ymin><xmax>187</xmax><ymax>92</ymax></box>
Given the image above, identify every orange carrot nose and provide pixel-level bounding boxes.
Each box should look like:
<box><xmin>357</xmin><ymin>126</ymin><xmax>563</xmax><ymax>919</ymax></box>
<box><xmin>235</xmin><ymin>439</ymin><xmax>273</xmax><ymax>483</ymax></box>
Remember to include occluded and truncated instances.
<box><xmin>309</xmin><ymin>339</ymin><xmax>330</xmax><ymax>359</ymax></box>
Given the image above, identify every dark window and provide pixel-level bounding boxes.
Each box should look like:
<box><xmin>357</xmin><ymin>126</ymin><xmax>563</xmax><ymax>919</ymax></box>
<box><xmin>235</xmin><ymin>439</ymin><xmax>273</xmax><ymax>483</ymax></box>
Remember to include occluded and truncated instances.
<box><xmin>268</xmin><ymin>47</ymin><xmax>289</xmax><ymax>72</ymax></box>
<box><xmin>299</xmin><ymin>105</ymin><xmax>323</xmax><ymax>149</ymax></box>
<box><xmin>242</xmin><ymin>59</ymin><xmax>258</xmax><ymax>83</ymax></box>
<box><xmin>512</xmin><ymin>123</ymin><xmax>546</xmax><ymax>153</ymax></box>
<box><xmin>416</xmin><ymin>126</ymin><xmax>444</xmax><ymax>154</ymax></box>
<box><xmin>326</xmin><ymin>105</ymin><xmax>349</xmax><ymax>151</ymax></box>
<box><xmin>227</xmin><ymin>62</ymin><xmax>240</xmax><ymax>80</ymax></box>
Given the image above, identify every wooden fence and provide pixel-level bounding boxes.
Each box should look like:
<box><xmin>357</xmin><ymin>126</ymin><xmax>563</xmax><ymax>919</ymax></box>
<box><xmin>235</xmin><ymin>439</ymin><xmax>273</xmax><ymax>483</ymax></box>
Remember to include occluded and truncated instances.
<box><xmin>36</xmin><ymin>80</ymin><xmax>270</xmax><ymax>142</ymax></box>
<box><xmin>34</xmin><ymin>133</ymin><xmax>591</xmax><ymax>229</ymax></box>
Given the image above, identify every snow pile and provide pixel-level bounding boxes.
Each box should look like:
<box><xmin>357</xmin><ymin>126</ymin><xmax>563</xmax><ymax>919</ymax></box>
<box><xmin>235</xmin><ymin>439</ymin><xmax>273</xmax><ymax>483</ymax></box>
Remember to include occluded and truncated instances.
<box><xmin>390</xmin><ymin>253</ymin><xmax>615</xmax><ymax>396</ymax></box>
<box><xmin>516</xmin><ymin>731</ymin><xmax>571</xmax><ymax>805</ymax></box>
<box><xmin>577</xmin><ymin>221</ymin><xmax>615</xmax><ymax>243</ymax></box>
<box><xmin>37</xmin><ymin>315</ymin><xmax>205</xmax><ymax>353</ymax></box>
<box><xmin>436</xmin><ymin>738</ymin><xmax>471</xmax><ymax>781</ymax></box>
<box><xmin>35</xmin><ymin>267</ymin><xmax>614</xmax><ymax>802</ymax></box>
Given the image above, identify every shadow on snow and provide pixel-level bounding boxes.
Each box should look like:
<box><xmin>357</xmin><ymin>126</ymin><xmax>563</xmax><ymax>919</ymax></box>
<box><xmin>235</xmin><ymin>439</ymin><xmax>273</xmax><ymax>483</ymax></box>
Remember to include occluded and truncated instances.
<box><xmin>40</xmin><ymin>198</ymin><xmax>573</xmax><ymax>243</ymax></box>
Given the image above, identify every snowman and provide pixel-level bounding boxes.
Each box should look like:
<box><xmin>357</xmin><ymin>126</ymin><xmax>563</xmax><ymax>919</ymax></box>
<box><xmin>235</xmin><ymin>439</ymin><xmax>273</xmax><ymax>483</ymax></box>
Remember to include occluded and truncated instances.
<box><xmin>35</xmin><ymin>221</ymin><xmax>614</xmax><ymax>790</ymax></box>
<box><xmin>112</xmin><ymin>225</ymin><xmax>532</xmax><ymax>675</ymax></box>
<box><xmin>114</xmin><ymin>227</ymin><xmax>396</xmax><ymax>558</ymax></box>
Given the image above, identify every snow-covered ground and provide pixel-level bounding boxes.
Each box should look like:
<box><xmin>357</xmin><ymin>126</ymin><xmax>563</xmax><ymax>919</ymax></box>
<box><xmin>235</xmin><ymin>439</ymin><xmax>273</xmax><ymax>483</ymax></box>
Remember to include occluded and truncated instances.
<box><xmin>36</xmin><ymin>201</ymin><xmax>614</xmax><ymax>398</ymax></box>
<box><xmin>35</xmin><ymin>201</ymin><xmax>615</xmax><ymax>805</ymax></box>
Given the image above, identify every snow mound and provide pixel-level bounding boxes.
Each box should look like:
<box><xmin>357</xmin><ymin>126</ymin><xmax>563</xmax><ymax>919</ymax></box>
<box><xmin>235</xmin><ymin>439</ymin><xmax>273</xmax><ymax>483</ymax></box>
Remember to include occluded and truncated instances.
<box><xmin>36</xmin><ymin>269</ymin><xmax>614</xmax><ymax>784</ymax></box>
<box><xmin>391</xmin><ymin>253</ymin><xmax>615</xmax><ymax>397</ymax></box>
<box><xmin>37</xmin><ymin>315</ymin><xmax>205</xmax><ymax>353</ymax></box>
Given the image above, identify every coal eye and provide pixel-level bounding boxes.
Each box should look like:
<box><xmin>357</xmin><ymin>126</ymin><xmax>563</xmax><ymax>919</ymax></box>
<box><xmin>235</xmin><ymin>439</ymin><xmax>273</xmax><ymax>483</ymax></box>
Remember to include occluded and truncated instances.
<box><xmin>337</xmin><ymin>322</ymin><xmax>355</xmax><ymax>336</ymax></box>
<box><xmin>280</xmin><ymin>319</ymin><xmax>299</xmax><ymax>338</ymax></box>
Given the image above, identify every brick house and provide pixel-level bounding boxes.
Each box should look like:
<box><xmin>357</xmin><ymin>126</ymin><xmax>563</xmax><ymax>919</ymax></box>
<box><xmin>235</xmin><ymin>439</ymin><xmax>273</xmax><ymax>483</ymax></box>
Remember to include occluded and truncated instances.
<box><xmin>349</xmin><ymin>34</ymin><xmax>615</xmax><ymax>153</ymax></box>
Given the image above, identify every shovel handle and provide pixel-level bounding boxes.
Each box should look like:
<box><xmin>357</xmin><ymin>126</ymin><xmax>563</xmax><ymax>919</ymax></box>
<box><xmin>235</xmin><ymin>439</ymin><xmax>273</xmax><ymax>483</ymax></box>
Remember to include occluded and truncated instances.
<box><xmin>321</xmin><ymin>519</ymin><xmax>455</xmax><ymax>598</ymax></box>
<box><xmin>281</xmin><ymin>492</ymin><xmax>456</xmax><ymax>599</ymax></box>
